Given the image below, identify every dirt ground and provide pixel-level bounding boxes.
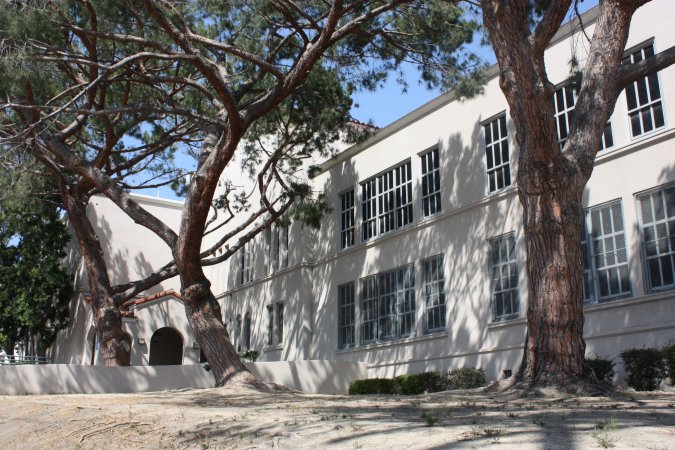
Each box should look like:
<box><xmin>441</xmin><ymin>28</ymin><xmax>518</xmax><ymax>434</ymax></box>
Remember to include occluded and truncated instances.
<box><xmin>1</xmin><ymin>385</ymin><xmax>674</xmax><ymax>449</ymax></box>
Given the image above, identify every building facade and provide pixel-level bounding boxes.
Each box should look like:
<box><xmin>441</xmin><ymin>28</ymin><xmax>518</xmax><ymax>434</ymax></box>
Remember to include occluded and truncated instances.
<box><xmin>53</xmin><ymin>2</ymin><xmax>675</xmax><ymax>382</ymax></box>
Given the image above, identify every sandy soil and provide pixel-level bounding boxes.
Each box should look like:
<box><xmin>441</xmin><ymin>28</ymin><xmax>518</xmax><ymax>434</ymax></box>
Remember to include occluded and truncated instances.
<box><xmin>1</xmin><ymin>386</ymin><xmax>674</xmax><ymax>449</ymax></box>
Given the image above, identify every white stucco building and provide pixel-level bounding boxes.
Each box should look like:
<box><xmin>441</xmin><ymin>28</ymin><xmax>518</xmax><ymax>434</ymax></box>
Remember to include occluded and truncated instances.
<box><xmin>52</xmin><ymin>2</ymin><xmax>675</xmax><ymax>382</ymax></box>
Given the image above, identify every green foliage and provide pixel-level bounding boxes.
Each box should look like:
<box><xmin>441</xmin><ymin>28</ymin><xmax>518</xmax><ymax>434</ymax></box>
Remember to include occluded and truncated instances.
<box><xmin>349</xmin><ymin>371</ymin><xmax>453</xmax><ymax>395</ymax></box>
<box><xmin>394</xmin><ymin>371</ymin><xmax>447</xmax><ymax>395</ymax></box>
<box><xmin>586</xmin><ymin>355</ymin><xmax>616</xmax><ymax>384</ymax></box>
<box><xmin>419</xmin><ymin>412</ymin><xmax>438</xmax><ymax>427</ymax></box>
<box><xmin>620</xmin><ymin>348</ymin><xmax>667</xmax><ymax>391</ymax></box>
<box><xmin>0</xmin><ymin>173</ymin><xmax>73</xmax><ymax>350</ymax></box>
<box><xmin>348</xmin><ymin>378</ymin><xmax>396</xmax><ymax>395</ymax></box>
<box><xmin>446</xmin><ymin>368</ymin><xmax>486</xmax><ymax>389</ymax></box>
<box><xmin>241</xmin><ymin>349</ymin><xmax>259</xmax><ymax>362</ymax></box>
<box><xmin>661</xmin><ymin>343</ymin><xmax>675</xmax><ymax>384</ymax></box>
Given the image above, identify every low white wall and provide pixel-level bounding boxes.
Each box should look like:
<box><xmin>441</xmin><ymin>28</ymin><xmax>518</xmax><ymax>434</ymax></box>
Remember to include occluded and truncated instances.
<box><xmin>246</xmin><ymin>360</ymin><xmax>368</xmax><ymax>394</ymax></box>
<box><xmin>0</xmin><ymin>360</ymin><xmax>367</xmax><ymax>396</ymax></box>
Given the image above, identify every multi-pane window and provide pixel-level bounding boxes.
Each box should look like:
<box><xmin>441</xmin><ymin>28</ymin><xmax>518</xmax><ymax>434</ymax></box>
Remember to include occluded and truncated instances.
<box><xmin>484</xmin><ymin>115</ymin><xmax>511</xmax><ymax>193</ymax></box>
<box><xmin>340</xmin><ymin>190</ymin><xmax>355</xmax><ymax>249</ymax></box>
<box><xmin>361</xmin><ymin>161</ymin><xmax>413</xmax><ymax>241</ymax></box>
<box><xmin>242</xmin><ymin>312</ymin><xmax>251</xmax><ymax>351</ymax></box>
<box><xmin>553</xmin><ymin>84</ymin><xmax>614</xmax><ymax>151</ymax></box>
<box><xmin>275</xmin><ymin>302</ymin><xmax>284</xmax><ymax>344</ymax></box>
<box><xmin>582</xmin><ymin>200</ymin><xmax>631</xmax><ymax>304</ymax></box>
<box><xmin>422</xmin><ymin>255</ymin><xmax>446</xmax><ymax>333</ymax></box>
<box><xmin>267</xmin><ymin>224</ymin><xmax>289</xmax><ymax>274</ymax></box>
<box><xmin>338</xmin><ymin>283</ymin><xmax>355</xmax><ymax>349</ymax></box>
<box><xmin>421</xmin><ymin>148</ymin><xmax>442</xmax><ymax>217</ymax></box>
<box><xmin>624</xmin><ymin>43</ymin><xmax>665</xmax><ymax>138</ymax></box>
<box><xmin>266</xmin><ymin>302</ymin><xmax>285</xmax><ymax>346</ymax></box>
<box><xmin>266</xmin><ymin>305</ymin><xmax>274</xmax><ymax>346</ymax></box>
<box><xmin>489</xmin><ymin>233</ymin><xmax>519</xmax><ymax>321</ymax></box>
<box><xmin>238</xmin><ymin>241</ymin><xmax>253</xmax><ymax>285</ymax></box>
<box><xmin>360</xmin><ymin>264</ymin><xmax>415</xmax><ymax>344</ymax></box>
<box><xmin>637</xmin><ymin>184</ymin><xmax>675</xmax><ymax>292</ymax></box>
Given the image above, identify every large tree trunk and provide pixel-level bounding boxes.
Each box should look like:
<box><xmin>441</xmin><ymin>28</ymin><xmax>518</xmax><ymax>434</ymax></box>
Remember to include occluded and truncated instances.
<box><xmin>59</xmin><ymin>186</ymin><xmax>130</xmax><ymax>366</ymax></box>
<box><xmin>181</xmin><ymin>276</ymin><xmax>254</xmax><ymax>386</ymax></box>
<box><xmin>516</xmin><ymin>177</ymin><xmax>590</xmax><ymax>384</ymax></box>
<box><xmin>176</xmin><ymin>131</ymin><xmax>255</xmax><ymax>387</ymax></box>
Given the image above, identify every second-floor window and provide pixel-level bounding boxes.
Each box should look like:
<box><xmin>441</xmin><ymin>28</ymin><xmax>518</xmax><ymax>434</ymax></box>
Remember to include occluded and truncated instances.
<box><xmin>340</xmin><ymin>190</ymin><xmax>355</xmax><ymax>249</ymax></box>
<box><xmin>361</xmin><ymin>160</ymin><xmax>413</xmax><ymax>241</ymax></box>
<box><xmin>553</xmin><ymin>84</ymin><xmax>613</xmax><ymax>151</ymax></box>
<box><xmin>421</xmin><ymin>147</ymin><xmax>442</xmax><ymax>217</ymax></box>
<box><xmin>624</xmin><ymin>43</ymin><xmax>665</xmax><ymax>139</ymax></box>
<box><xmin>484</xmin><ymin>114</ymin><xmax>511</xmax><ymax>194</ymax></box>
<box><xmin>238</xmin><ymin>241</ymin><xmax>253</xmax><ymax>285</ymax></box>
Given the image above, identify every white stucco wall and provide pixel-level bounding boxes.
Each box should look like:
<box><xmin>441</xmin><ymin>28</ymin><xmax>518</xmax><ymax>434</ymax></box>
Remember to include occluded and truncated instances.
<box><xmin>51</xmin><ymin>1</ymin><xmax>675</xmax><ymax>385</ymax></box>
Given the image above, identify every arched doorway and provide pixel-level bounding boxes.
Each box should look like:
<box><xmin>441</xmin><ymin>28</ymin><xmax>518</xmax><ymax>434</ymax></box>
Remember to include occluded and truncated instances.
<box><xmin>149</xmin><ymin>327</ymin><xmax>183</xmax><ymax>365</ymax></box>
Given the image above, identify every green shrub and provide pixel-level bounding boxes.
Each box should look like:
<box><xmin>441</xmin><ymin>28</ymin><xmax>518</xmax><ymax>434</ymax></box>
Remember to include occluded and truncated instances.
<box><xmin>586</xmin><ymin>355</ymin><xmax>615</xmax><ymax>384</ymax></box>
<box><xmin>242</xmin><ymin>349</ymin><xmax>259</xmax><ymax>362</ymax></box>
<box><xmin>348</xmin><ymin>378</ymin><xmax>396</xmax><ymax>395</ymax></box>
<box><xmin>446</xmin><ymin>367</ymin><xmax>486</xmax><ymax>389</ymax></box>
<box><xmin>662</xmin><ymin>343</ymin><xmax>675</xmax><ymax>385</ymax></box>
<box><xmin>394</xmin><ymin>371</ymin><xmax>447</xmax><ymax>395</ymax></box>
<box><xmin>620</xmin><ymin>348</ymin><xmax>667</xmax><ymax>391</ymax></box>
<box><xmin>394</xmin><ymin>374</ymin><xmax>426</xmax><ymax>395</ymax></box>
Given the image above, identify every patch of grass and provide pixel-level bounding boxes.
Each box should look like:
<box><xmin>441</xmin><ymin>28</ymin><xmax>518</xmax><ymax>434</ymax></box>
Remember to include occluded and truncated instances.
<box><xmin>420</xmin><ymin>412</ymin><xmax>438</xmax><ymax>427</ymax></box>
<box><xmin>483</xmin><ymin>427</ymin><xmax>502</xmax><ymax>437</ymax></box>
<box><xmin>595</xmin><ymin>416</ymin><xmax>617</xmax><ymax>432</ymax></box>
<box><xmin>506</xmin><ymin>412</ymin><xmax>520</xmax><ymax>418</ymax></box>
<box><xmin>593</xmin><ymin>432</ymin><xmax>615</xmax><ymax>448</ymax></box>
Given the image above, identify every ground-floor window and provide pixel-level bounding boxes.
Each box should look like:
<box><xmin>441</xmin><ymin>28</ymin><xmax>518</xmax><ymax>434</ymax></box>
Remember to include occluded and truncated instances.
<box><xmin>338</xmin><ymin>282</ymin><xmax>355</xmax><ymax>349</ymax></box>
<box><xmin>582</xmin><ymin>200</ymin><xmax>631</xmax><ymax>304</ymax></box>
<box><xmin>360</xmin><ymin>264</ymin><xmax>415</xmax><ymax>344</ymax></box>
<box><xmin>637</xmin><ymin>183</ymin><xmax>675</xmax><ymax>292</ymax></box>
<box><xmin>489</xmin><ymin>233</ymin><xmax>519</xmax><ymax>321</ymax></box>
<box><xmin>422</xmin><ymin>254</ymin><xmax>446</xmax><ymax>333</ymax></box>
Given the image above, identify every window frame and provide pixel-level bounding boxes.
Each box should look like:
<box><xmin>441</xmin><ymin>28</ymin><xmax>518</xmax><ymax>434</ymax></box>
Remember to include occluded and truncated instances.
<box><xmin>623</xmin><ymin>40</ymin><xmax>667</xmax><ymax>141</ymax></box>
<box><xmin>337</xmin><ymin>282</ymin><xmax>356</xmax><ymax>349</ymax></box>
<box><xmin>360</xmin><ymin>159</ymin><xmax>414</xmax><ymax>242</ymax></box>
<box><xmin>482</xmin><ymin>113</ymin><xmax>512</xmax><ymax>195</ymax></box>
<box><xmin>339</xmin><ymin>188</ymin><xmax>356</xmax><ymax>250</ymax></box>
<box><xmin>420</xmin><ymin>146</ymin><xmax>442</xmax><ymax>218</ymax></box>
<box><xmin>488</xmin><ymin>232</ymin><xmax>520</xmax><ymax>322</ymax></box>
<box><xmin>636</xmin><ymin>182</ymin><xmax>675</xmax><ymax>293</ymax></box>
<box><xmin>359</xmin><ymin>263</ymin><xmax>416</xmax><ymax>345</ymax></box>
<box><xmin>422</xmin><ymin>254</ymin><xmax>447</xmax><ymax>334</ymax></box>
<box><xmin>552</xmin><ymin>82</ymin><xmax>614</xmax><ymax>153</ymax></box>
<box><xmin>581</xmin><ymin>199</ymin><xmax>632</xmax><ymax>305</ymax></box>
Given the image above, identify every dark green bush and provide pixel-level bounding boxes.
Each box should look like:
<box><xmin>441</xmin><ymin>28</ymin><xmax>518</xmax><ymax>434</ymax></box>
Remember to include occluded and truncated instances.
<box><xmin>349</xmin><ymin>372</ymin><xmax>448</xmax><ymax>395</ymax></box>
<box><xmin>395</xmin><ymin>374</ymin><xmax>426</xmax><ymax>395</ymax></box>
<box><xmin>620</xmin><ymin>348</ymin><xmax>667</xmax><ymax>391</ymax></box>
<box><xmin>394</xmin><ymin>372</ymin><xmax>446</xmax><ymax>395</ymax></box>
<box><xmin>348</xmin><ymin>378</ymin><xmax>396</xmax><ymax>395</ymax></box>
<box><xmin>662</xmin><ymin>343</ymin><xmax>675</xmax><ymax>385</ymax></box>
<box><xmin>586</xmin><ymin>355</ymin><xmax>615</xmax><ymax>384</ymax></box>
<box><xmin>446</xmin><ymin>367</ymin><xmax>486</xmax><ymax>389</ymax></box>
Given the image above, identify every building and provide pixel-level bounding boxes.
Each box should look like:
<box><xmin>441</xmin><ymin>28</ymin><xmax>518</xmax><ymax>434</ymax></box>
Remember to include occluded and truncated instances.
<box><xmin>52</xmin><ymin>2</ymin><xmax>675</xmax><ymax>382</ymax></box>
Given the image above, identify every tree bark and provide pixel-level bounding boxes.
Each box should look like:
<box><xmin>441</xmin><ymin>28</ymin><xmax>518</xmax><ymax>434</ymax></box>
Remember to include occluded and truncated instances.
<box><xmin>181</xmin><ymin>278</ymin><xmax>254</xmax><ymax>386</ymax></box>
<box><xmin>58</xmin><ymin>184</ymin><xmax>131</xmax><ymax>366</ymax></box>
<box><xmin>480</xmin><ymin>0</ymin><xmax>659</xmax><ymax>387</ymax></box>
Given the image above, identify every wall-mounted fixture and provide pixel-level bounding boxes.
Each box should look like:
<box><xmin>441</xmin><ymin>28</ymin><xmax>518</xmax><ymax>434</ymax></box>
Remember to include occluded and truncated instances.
<box><xmin>137</xmin><ymin>337</ymin><xmax>146</xmax><ymax>345</ymax></box>
<box><xmin>192</xmin><ymin>342</ymin><xmax>200</xmax><ymax>349</ymax></box>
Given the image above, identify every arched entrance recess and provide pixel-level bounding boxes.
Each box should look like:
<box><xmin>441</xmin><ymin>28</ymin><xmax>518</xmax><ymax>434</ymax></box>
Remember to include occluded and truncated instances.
<box><xmin>149</xmin><ymin>327</ymin><xmax>183</xmax><ymax>365</ymax></box>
